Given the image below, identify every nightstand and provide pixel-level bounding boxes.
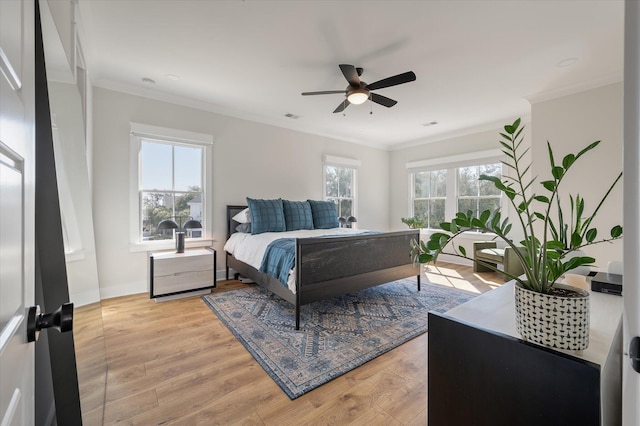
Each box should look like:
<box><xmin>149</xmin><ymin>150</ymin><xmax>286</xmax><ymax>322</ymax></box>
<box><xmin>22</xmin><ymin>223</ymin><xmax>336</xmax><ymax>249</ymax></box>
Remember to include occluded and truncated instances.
<box><xmin>149</xmin><ymin>247</ymin><xmax>216</xmax><ymax>300</ymax></box>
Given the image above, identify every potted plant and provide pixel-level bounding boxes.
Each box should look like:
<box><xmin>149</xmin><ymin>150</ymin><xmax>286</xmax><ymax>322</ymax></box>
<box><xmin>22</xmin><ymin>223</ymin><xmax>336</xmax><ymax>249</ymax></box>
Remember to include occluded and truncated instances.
<box><xmin>401</xmin><ymin>216</ymin><xmax>425</xmax><ymax>229</ymax></box>
<box><xmin>412</xmin><ymin>118</ymin><xmax>622</xmax><ymax>350</ymax></box>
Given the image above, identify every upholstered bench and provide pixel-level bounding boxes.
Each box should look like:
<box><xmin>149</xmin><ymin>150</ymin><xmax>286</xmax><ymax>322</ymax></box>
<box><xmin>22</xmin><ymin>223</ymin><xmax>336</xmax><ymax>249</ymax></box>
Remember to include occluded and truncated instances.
<box><xmin>473</xmin><ymin>241</ymin><xmax>524</xmax><ymax>281</ymax></box>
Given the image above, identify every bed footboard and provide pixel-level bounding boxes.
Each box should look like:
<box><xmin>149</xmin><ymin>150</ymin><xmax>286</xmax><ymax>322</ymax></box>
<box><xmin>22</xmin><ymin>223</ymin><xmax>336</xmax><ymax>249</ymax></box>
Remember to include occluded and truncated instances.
<box><xmin>294</xmin><ymin>230</ymin><xmax>420</xmax><ymax>328</ymax></box>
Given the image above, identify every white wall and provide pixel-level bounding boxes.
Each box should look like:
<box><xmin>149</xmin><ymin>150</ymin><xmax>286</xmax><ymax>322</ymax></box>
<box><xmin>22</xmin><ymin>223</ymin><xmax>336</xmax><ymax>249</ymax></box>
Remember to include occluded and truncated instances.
<box><xmin>530</xmin><ymin>82</ymin><xmax>624</xmax><ymax>270</ymax></box>
<box><xmin>92</xmin><ymin>87</ymin><xmax>390</xmax><ymax>298</ymax></box>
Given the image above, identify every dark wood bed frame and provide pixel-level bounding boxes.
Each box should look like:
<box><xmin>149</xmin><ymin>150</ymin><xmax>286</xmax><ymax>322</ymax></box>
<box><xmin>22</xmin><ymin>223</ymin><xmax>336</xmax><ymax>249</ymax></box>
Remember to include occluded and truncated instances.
<box><xmin>225</xmin><ymin>205</ymin><xmax>421</xmax><ymax>329</ymax></box>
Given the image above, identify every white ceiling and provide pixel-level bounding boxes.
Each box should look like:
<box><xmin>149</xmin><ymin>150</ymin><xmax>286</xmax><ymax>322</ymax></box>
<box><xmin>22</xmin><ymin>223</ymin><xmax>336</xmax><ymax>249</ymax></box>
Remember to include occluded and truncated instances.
<box><xmin>76</xmin><ymin>0</ymin><xmax>624</xmax><ymax>150</ymax></box>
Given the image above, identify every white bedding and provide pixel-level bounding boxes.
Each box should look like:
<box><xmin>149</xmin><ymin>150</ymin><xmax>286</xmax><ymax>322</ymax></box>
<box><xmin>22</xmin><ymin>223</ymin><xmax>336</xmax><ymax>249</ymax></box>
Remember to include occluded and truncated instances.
<box><xmin>224</xmin><ymin>228</ymin><xmax>370</xmax><ymax>293</ymax></box>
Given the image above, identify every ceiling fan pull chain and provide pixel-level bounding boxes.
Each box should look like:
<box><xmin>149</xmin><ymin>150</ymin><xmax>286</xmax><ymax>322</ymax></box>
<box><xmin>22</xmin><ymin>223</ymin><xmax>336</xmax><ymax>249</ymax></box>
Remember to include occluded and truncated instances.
<box><xmin>370</xmin><ymin>96</ymin><xmax>373</xmax><ymax>115</ymax></box>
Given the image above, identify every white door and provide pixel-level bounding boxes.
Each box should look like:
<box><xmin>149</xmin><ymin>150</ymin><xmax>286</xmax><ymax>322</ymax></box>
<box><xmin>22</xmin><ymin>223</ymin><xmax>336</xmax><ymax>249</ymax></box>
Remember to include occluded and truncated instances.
<box><xmin>623</xmin><ymin>1</ymin><xmax>640</xmax><ymax>425</ymax></box>
<box><xmin>0</xmin><ymin>0</ymin><xmax>36</xmax><ymax>425</ymax></box>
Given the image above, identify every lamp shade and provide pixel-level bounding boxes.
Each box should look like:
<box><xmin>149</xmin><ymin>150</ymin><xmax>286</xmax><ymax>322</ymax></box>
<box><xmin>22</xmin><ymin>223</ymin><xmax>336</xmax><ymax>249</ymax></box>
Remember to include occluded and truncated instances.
<box><xmin>183</xmin><ymin>219</ymin><xmax>202</xmax><ymax>229</ymax></box>
<box><xmin>157</xmin><ymin>219</ymin><xmax>179</xmax><ymax>230</ymax></box>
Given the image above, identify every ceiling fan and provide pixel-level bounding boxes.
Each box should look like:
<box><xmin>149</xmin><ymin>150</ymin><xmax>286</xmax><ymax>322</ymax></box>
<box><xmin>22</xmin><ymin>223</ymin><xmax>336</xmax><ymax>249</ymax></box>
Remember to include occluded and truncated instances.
<box><xmin>302</xmin><ymin>64</ymin><xmax>416</xmax><ymax>113</ymax></box>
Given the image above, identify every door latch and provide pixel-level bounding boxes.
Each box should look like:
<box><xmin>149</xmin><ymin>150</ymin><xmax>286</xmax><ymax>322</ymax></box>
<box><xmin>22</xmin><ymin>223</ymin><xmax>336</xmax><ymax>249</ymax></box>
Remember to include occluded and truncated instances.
<box><xmin>26</xmin><ymin>303</ymin><xmax>74</xmax><ymax>343</ymax></box>
<box><xmin>630</xmin><ymin>336</ymin><xmax>640</xmax><ymax>374</ymax></box>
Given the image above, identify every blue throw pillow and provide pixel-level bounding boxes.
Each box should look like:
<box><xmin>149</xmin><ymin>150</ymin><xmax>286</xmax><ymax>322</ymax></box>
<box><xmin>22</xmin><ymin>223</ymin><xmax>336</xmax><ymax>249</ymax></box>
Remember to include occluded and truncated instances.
<box><xmin>307</xmin><ymin>200</ymin><xmax>339</xmax><ymax>229</ymax></box>
<box><xmin>246</xmin><ymin>198</ymin><xmax>285</xmax><ymax>234</ymax></box>
<box><xmin>282</xmin><ymin>200</ymin><xmax>314</xmax><ymax>231</ymax></box>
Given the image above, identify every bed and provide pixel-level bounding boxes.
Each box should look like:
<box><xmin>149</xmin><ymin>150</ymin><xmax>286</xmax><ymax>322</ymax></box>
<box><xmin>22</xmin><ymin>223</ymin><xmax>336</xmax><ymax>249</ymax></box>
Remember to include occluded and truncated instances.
<box><xmin>224</xmin><ymin>203</ymin><xmax>421</xmax><ymax>329</ymax></box>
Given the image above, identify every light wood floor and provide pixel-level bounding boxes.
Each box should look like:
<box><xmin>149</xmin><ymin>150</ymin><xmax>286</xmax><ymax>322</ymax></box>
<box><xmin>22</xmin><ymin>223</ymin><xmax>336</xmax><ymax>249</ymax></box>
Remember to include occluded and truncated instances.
<box><xmin>76</xmin><ymin>262</ymin><xmax>502</xmax><ymax>425</ymax></box>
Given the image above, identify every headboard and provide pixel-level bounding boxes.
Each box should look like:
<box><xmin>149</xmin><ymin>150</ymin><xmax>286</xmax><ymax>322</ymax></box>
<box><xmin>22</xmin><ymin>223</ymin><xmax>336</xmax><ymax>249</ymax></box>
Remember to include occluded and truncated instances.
<box><xmin>227</xmin><ymin>205</ymin><xmax>248</xmax><ymax>239</ymax></box>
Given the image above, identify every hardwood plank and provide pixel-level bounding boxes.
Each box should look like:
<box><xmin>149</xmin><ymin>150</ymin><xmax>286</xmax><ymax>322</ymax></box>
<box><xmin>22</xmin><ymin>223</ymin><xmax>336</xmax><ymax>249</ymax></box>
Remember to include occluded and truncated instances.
<box><xmin>77</xmin><ymin>262</ymin><xmax>501</xmax><ymax>425</ymax></box>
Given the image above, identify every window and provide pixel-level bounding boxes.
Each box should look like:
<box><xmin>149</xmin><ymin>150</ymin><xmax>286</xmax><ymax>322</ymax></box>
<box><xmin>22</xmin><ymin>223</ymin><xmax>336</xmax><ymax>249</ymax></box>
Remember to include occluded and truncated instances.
<box><xmin>413</xmin><ymin>169</ymin><xmax>447</xmax><ymax>229</ymax></box>
<box><xmin>130</xmin><ymin>123</ymin><xmax>213</xmax><ymax>248</ymax></box>
<box><xmin>323</xmin><ymin>155</ymin><xmax>360</xmax><ymax>219</ymax></box>
<box><xmin>140</xmin><ymin>141</ymin><xmax>203</xmax><ymax>241</ymax></box>
<box><xmin>457</xmin><ymin>163</ymin><xmax>502</xmax><ymax>219</ymax></box>
<box><xmin>407</xmin><ymin>151</ymin><xmax>503</xmax><ymax>230</ymax></box>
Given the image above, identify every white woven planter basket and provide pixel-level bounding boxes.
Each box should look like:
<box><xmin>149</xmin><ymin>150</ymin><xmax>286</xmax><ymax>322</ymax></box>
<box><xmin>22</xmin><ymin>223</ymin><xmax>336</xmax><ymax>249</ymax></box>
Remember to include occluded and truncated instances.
<box><xmin>514</xmin><ymin>282</ymin><xmax>590</xmax><ymax>350</ymax></box>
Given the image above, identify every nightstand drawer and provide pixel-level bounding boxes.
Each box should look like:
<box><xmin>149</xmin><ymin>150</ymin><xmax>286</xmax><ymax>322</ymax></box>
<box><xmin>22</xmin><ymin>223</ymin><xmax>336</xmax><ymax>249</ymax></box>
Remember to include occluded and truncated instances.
<box><xmin>153</xmin><ymin>253</ymin><xmax>212</xmax><ymax>277</ymax></box>
<box><xmin>149</xmin><ymin>248</ymin><xmax>216</xmax><ymax>299</ymax></box>
<box><xmin>153</xmin><ymin>269</ymin><xmax>214</xmax><ymax>295</ymax></box>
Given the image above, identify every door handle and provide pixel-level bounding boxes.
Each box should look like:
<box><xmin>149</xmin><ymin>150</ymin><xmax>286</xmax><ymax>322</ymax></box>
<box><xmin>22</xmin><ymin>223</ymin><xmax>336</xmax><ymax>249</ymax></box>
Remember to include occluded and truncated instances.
<box><xmin>26</xmin><ymin>303</ymin><xmax>74</xmax><ymax>343</ymax></box>
<box><xmin>630</xmin><ymin>336</ymin><xmax>640</xmax><ymax>374</ymax></box>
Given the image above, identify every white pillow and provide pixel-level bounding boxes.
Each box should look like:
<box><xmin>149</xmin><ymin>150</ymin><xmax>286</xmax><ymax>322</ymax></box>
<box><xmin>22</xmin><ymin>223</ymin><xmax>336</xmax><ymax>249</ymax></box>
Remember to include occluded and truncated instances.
<box><xmin>232</xmin><ymin>208</ymin><xmax>251</xmax><ymax>223</ymax></box>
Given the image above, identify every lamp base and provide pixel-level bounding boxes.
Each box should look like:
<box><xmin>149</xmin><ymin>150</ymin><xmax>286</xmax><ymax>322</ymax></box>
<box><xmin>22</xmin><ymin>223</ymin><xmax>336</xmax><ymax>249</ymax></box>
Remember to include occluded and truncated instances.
<box><xmin>175</xmin><ymin>232</ymin><xmax>185</xmax><ymax>253</ymax></box>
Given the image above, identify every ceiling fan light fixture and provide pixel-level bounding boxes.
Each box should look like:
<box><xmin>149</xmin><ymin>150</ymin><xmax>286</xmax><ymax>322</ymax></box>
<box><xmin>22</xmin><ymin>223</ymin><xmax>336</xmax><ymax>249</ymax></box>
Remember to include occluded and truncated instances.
<box><xmin>347</xmin><ymin>89</ymin><xmax>369</xmax><ymax>105</ymax></box>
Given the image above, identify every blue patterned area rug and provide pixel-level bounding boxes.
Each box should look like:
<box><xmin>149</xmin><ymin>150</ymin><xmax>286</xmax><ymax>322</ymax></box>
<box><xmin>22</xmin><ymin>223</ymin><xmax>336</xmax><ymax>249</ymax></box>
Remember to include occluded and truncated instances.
<box><xmin>202</xmin><ymin>279</ymin><xmax>476</xmax><ymax>399</ymax></box>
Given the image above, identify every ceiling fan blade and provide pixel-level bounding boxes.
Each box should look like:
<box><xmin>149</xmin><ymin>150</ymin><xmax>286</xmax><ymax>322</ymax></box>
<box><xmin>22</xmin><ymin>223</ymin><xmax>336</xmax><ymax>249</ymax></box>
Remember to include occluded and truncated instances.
<box><xmin>339</xmin><ymin>64</ymin><xmax>361</xmax><ymax>87</ymax></box>
<box><xmin>367</xmin><ymin>71</ymin><xmax>416</xmax><ymax>91</ymax></box>
<box><xmin>370</xmin><ymin>93</ymin><xmax>397</xmax><ymax>108</ymax></box>
<box><xmin>301</xmin><ymin>90</ymin><xmax>346</xmax><ymax>96</ymax></box>
<box><xmin>333</xmin><ymin>99</ymin><xmax>350</xmax><ymax>113</ymax></box>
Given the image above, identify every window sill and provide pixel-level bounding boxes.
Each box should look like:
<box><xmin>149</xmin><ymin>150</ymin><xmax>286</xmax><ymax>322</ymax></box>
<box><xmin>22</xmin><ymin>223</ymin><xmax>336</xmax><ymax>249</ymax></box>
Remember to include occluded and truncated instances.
<box><xmin>130</xmin><ymin>239</ymin><xmax>215</xmax><ymax>253</ymax></box>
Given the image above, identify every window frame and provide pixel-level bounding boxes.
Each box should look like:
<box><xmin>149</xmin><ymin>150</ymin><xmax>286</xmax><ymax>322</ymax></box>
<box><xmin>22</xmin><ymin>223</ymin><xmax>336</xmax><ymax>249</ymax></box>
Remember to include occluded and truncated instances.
<box><xmin>322</xmin><ymin>154</ymin><xmax>360</xmax><ymax>220</ymax></box>
<box><xmin>129</xmin><ymin>123</ymin><xmax>213</xmax><ymax>252</ymax></box>
<box><xmin>407</xmin><ymin>149</ymin><xmax>505</xmax><ymax>231</ymax></box>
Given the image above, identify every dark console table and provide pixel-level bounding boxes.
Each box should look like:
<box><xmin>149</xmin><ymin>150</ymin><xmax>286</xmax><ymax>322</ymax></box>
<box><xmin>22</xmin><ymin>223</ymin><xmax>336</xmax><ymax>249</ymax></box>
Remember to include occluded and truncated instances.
<box><xmin>428</xmin><ymin>280</ymin><xmax>623</xmax><ymax>426</ymax></box>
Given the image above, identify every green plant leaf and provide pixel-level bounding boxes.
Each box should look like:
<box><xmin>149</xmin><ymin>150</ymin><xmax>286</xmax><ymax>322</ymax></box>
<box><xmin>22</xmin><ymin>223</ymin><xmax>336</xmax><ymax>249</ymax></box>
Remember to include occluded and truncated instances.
<box><xmin>611</xmin><ymin>225</ymin><xmax>623</xmax><ymax>238</ymax></box>
<box><xmin>479</xmin><ymin>209</ymin><xmax>491</xmax><ymax>224</ymax></box>
<box><xmin>571</xmin><ymin>232</ymin><xmax>582</xmax><ymax>248</ymax></box>
<box><xmin>576</xmin><ymin>140</ymin><xmax>601</xmax><ymax>159</ymax></box>
<box><xmin>426</xmin><ymin>239</ymin><xmax>442</xmax><ymax>250</ymax></box>
<box><xmin>504</xmin><ymin>125</ymin><xmax>514</xmax><ymax>135</ymax></box>
<box><xmin>546</xmin><ymin>240</ymin><xmax>564</xmax><ymax>250</ymax></box>
<box><xmin>500</xmin><ymin>141</ymin><xmax>513</xmax><ymax>150</ymax></box>
<box><xmin>459</xmin><ymin>246</ymin><xmax>467</xmax><ymax>256</ymax></box>
<box><xmin>418</xmin><ymin>253</ymin><xmax>433</xmax><ymax>263</ymax></box>
<box><xmin>440</xmin><ymin>222</ymin><xmax>451</xmax><ymax>232</ymax></box>
<box><xmin>504</xmin><ymin>223</ymin><xmax>512</xmax><ymax>235</ymax></box>
<box><xmin>504</xmin><ymin>187</ymin><xmax>516</xmax><ymax>200</ymax></box>
<box><xmin>534</xmin><ymin>212</ymin><xmax>546</xmax><ymax>220</ymax></box>
<box><xmin>552</xmin><ymin>166</ymin><xmax>564</xmax><ymax>180</ymax></box>
<box><xmin>533</xmin><ymin>195</ymin><xmax>549</xmax><ymax>203</ymax></box>
<box><xmin>471</xmin><ymin>218</ymin><xmax>484</xmax><ymax>228</ymax></box>
<box><xmin>429</xmin><ymin>232</ymin><xmax>449</xmax><ymax>243</ymax></box>
<box><xmin>513</xmin><ymin>125</ymin><xmax>524</xmax><ymax>142</ymax></box>
<box><xmin>562</xmin><ymin>154</ymin><xmax>576</xmax><ymax>169</ymax></box>
<box><xmin>546</xmin><ymin>251</ymin><xmax>560</xmax><ymax>260</ymax></box>
<box><xmin>547</xmin><ymin>141</ymin><xmax>556</xmax><ymax>168</ymax></box>
<box><xmin>563</xmin><ymin>256</ymin><xmax>595</xmax><ymax>272</ymax></box>
<box><xmin>586</xmin><ymin>228</ymin><xmax>597</xmax><ymax>242</ymax></box>
<box><xmin>541</xmin><ymin>180</ymin><xmax>556</xmax><ymax>192</ymax></box>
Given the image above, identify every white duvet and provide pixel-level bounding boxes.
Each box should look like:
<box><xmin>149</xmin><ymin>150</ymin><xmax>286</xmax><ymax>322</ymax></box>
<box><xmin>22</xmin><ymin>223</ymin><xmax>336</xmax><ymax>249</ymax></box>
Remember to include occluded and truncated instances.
<box><xmin>224</xmin><ymin>228</ymin><xmax>369</xmax><ymax>293</ymax></box>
